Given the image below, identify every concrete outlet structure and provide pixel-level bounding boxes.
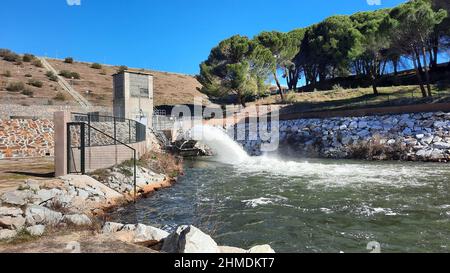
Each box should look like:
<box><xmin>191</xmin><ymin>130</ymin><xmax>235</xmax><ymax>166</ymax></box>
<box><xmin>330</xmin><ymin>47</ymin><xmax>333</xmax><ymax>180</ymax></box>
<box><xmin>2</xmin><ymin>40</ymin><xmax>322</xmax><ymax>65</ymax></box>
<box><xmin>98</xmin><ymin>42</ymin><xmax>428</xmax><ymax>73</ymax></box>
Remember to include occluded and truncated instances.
<box><xmin>113</xmin><ymin>70</ymin><xmax>154</xmax><ymax>128</ymax></box>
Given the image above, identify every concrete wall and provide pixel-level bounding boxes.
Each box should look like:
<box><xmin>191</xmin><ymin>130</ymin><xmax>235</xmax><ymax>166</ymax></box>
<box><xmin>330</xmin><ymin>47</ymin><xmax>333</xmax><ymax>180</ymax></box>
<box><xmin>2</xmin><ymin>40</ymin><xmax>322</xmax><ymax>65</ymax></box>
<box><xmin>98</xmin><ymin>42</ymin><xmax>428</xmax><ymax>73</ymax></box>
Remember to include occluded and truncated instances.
<box><xmin>0</xmin><ymin>119</ymin><xmax>54</xmax><ymax>159</ymax></box>
<box><xmin>70</xmin><ymin>141</ymin><xmax>147</xmax><ymax>173</ymax></box>
<box><xmin>113</xmin><ymin>71</ymin><xmax>154</xmax><ymax>128</ymax></box>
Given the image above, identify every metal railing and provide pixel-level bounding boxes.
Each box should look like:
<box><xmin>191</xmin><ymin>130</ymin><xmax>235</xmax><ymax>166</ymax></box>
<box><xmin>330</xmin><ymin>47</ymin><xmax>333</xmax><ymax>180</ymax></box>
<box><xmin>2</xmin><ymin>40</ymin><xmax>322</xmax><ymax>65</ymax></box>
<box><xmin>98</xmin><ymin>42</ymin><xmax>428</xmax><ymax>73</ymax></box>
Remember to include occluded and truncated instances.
<box><xmin>67</xmin><ymin>121</ymin><xmax>137</xmax><ymax>199</ymax></box>
<box><xmin>71</xmin><ymin>112</ymin><xmax>146</xmax><ymax>147</ymax></box>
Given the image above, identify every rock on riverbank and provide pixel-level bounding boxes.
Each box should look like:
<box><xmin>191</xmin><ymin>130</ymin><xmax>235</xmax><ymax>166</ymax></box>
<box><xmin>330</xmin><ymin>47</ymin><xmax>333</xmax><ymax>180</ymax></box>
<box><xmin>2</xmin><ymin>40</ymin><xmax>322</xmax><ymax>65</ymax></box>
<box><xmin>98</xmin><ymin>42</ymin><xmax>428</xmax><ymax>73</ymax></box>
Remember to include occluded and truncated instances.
<box><xmin>238</xmin><ymin>111</ymin><xmax>450</xmax><ymax>162</ymax></box>
<box><xmin>101</xmin><ymin>222</ymin><xmax>275</xmax><ymax>254</ymax></box>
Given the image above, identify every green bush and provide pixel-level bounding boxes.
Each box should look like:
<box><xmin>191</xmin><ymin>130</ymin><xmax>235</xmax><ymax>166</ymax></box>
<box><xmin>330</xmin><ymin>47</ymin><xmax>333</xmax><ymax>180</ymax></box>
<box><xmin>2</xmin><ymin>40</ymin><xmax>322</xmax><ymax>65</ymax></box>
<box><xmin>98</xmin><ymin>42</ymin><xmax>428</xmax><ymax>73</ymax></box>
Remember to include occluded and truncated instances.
<box><xmin>64</xmin><ymin>57</ymin><xmax>74</xmax><ymax>64</ymax></box>
<box><xmin>32</xmin><ymin>59</ymin><xmax>43</xmax><ymax>68</ymax></box>
<box><xmin>6</xmin><ymin>82</ymin><xmax>25</xmax><ymax>92</ymax></box>
<box><xmin>91</xmin><ymin>63</ymin><xmax>102</xmax><ymax>69</ymax></box>
<box><xmin>0</xmin><ymin>49</ymin><xmax>12</xmax><ymax>58</ymax></box>
<box><xmin>54</xmin><ymin>92</ymin><xmax>66</xmax><ymax>101</ymax></box>
<box><xmin>59</xmin><ymin>70</ymin><xmax>80</xmax><ymax>79</ymax></box>
<box><xmin>3</xmin><ymin>70</ymin><xmax>11</xmax><ymax>77</ymax></box>
<box><xmin>28</xmin><ymin>79</ymin><xmax>43</xmax><ymax>88</ymax></box>
<box><xmin>117</xmin><ymin>65</ymin><xmax>128</xmax><ymax>73</ymax></box>
<box><xmin>3</xmin><ymin>52</ymin><xmax>21</xmax><ymax>62</ymax></box>
<box><xmin>46</xmin><ymin>71</ymin><xmax>58</xmax><ymax>81</ymax></box>
<box><xmin>24</xmin><ymin>74</ymin><xmax>32</xmax><ymax>78</ymax></box>
<box><xmin>22</xmin><ymin>54</ymin><xmax>35</xmax><ymax>62</ymax></box>
<box><xmin>21</xmin><ymin>89</ymin><xmax>34</xmax><ymax>97</ymax></box>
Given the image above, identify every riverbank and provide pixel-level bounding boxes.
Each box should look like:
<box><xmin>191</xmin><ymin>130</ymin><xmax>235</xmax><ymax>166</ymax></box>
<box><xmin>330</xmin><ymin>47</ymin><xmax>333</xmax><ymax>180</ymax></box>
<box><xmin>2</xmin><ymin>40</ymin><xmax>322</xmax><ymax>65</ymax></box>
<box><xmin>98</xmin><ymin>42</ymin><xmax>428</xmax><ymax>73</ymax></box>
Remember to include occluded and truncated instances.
<box><xmin>0</xmin><ymin>152</ymin><xmax>275</xmax><ymax>253</ymax></box>
<box><xmin>239</xmin><ymin>111</ymin><xmax>450</xmax><ymax>162</ymax></box>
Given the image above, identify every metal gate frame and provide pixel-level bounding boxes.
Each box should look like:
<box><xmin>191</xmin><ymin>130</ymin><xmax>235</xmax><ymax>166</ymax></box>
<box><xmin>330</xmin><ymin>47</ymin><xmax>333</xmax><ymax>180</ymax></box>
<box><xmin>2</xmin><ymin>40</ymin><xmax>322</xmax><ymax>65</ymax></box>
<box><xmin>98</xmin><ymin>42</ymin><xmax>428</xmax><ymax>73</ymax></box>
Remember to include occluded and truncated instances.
<box><xmin>67</xmin><ymin>122</ymin><xmax>86</xmax><ymax>175</ymax></box>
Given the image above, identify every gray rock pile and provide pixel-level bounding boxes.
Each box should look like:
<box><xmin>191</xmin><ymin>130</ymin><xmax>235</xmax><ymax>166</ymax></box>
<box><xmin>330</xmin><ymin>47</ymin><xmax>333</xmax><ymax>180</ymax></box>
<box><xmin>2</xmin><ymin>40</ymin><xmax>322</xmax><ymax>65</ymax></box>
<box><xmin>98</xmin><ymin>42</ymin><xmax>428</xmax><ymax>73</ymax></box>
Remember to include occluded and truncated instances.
<box><xmin>101</xmin><ymin>222</ymin><xmax>275</xmax><ymax>254</ymax></box>
<box><xmin>238</xmin><ymin>111</ymin><xmax>450</xmax><ymax>162</ymax></box>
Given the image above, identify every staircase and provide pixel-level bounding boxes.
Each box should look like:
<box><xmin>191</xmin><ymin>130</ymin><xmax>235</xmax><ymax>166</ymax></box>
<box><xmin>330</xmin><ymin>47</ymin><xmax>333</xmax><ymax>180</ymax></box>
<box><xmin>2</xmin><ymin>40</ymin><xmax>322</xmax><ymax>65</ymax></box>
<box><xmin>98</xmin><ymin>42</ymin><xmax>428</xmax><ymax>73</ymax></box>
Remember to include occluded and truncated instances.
<box><xmin>40</xmin><ymin>57</ymin><xmax>92</xmax><ymax>108</ymax></box>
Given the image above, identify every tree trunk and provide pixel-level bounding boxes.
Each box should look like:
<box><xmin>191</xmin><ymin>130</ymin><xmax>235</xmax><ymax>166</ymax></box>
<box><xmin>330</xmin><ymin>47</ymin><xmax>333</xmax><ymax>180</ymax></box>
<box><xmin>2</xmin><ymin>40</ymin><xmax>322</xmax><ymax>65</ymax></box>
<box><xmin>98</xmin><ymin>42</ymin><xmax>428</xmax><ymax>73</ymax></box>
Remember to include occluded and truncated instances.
<box><xmin>411</xmin><ymin>50</ymin><xmax>427</xmax><ymax>98</ymax></box>
<box><xmin>421</xmin><ymin>47</ymin><xmax>432</xmax><ymax>97</ymax></box>
<box><xmin>273</xmin><ymin>72</ymin><xmax>284</xmax><ymax>101</ymax></box>
<box><xmin>393</xmin><ymin>60</ymin><xmax>398</xmax><ymax>76</ymax></box>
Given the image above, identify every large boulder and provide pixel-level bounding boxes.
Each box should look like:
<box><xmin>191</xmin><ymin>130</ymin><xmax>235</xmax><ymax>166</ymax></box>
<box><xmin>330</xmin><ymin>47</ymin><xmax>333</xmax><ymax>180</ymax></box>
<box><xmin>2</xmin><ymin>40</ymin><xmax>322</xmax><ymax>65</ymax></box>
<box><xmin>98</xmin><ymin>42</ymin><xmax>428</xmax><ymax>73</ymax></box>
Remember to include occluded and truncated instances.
<box><xmin>133</xmin><ymin>224</ymin><xmax>169</xmax><ymax>243</ymax></box>
<box><xmin>247</xmin><ymin>245</ymin><xmax>276</xmax><ymax>253</ymax></box>
<box><xmin>0</xmin><ymin>207</ymin><xmax>23</xmax><ymax>217</ymax></box>
<box><xmin>0</xmin><ymin>215</ymin><xmax>26</xmax><ymax>230</ymax></box>
<box><xmin>1</xmin><ymin>190</ymin><xmax>33</xmax><ymax>206</ymax></box>
<box><xmin>219</xmin><ymin>246</ymin><xmax>247</xmax><ymax>253</ymax></box>
<box><xmin>63</xmin><ymin>214</ymin><xmax>92</xmax><ymax>226</ymax></box>
<box><xmin>25</xmin><ymin>205</ymin><xmax>63</xmax><ymax>226</ymax></box>
<box><xmin>102</xmin><ymin>222</ymin><xmax>124</xmax><ymax>233</ymax></box>
<box><xmin>161</xmin><ymin>225</ymin><xmax>220</xmax><ymax>253</ymax></box>
<box><xmin>0</xmin><ymin>229</ymin><xmax>17</xmax><ymax>240</ymax></box>
<box><xmin>26</xmin><ymin>225</ymin><xmax>45</xmax><ymax>236</ymax></box>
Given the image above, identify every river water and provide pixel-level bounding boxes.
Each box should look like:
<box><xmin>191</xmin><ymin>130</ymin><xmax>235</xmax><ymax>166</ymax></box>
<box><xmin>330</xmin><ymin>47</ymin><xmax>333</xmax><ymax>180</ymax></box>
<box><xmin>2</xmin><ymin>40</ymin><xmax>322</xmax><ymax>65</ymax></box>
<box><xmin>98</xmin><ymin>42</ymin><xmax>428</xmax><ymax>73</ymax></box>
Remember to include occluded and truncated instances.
<box><xmin>112</xmin><ymin>156</ymin><xmax>450</xmax><ymax>253</ymax></box>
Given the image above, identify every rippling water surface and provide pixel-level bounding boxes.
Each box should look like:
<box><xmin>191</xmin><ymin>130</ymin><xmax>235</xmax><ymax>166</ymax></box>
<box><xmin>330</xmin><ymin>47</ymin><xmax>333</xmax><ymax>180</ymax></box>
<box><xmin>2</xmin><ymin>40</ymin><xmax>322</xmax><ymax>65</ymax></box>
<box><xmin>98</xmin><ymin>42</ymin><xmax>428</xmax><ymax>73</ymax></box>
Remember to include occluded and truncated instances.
<box><xmin>112</xmin><ymin>157</ymin><xmax>450</xmax><ymax>253</ymax></box>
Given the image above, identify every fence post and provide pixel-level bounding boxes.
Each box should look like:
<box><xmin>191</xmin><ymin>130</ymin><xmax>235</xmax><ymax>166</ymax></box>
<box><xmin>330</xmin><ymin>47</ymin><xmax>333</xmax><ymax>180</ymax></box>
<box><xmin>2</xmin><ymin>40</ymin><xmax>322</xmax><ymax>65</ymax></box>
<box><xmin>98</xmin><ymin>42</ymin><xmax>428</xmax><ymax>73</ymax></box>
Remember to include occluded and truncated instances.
<box><xmin>133</xmin><ymin>149</ymin><xmax>137</xmax><ymax>202</ymax></box>
<box><xmin>88</xmin><ymin>114</ymin><xmax>91</xmax><ymax>147</ymax></box>
<box><xmin>113</xmin><ymin>117</ymin><xmax>117</xmax><ymax>145</ymax></box>
<box><xmin>80</xmin><ymin>122</ymin><xmax>86</xmax><ymax>175</ymax></box>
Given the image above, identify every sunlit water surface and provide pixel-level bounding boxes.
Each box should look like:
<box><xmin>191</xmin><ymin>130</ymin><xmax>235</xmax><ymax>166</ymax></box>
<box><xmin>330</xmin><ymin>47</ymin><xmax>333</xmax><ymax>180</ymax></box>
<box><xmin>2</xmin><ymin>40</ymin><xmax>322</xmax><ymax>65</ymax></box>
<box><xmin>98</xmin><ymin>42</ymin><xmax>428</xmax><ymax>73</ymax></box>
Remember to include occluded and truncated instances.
<box><xmin>111</xmin><ymin>157</ymin><xmax>450</xmax><ymax>253</ymax></box>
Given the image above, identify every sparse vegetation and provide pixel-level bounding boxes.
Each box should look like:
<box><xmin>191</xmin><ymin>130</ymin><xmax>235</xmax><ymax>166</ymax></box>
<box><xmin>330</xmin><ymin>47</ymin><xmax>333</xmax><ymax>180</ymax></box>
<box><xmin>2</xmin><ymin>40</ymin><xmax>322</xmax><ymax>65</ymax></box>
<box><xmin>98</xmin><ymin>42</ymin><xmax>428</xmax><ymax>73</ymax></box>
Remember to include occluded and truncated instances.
<box><xmin>6</xmin><ymin>82</ymin><xmax>25</xmax><ymax>92</ymax></box>
<box><xmin>64</xmin><ymin>57</ymin><xmax>74</xmax><ymax>64</ymax></box>
<box><xmin>46</xmin><ymin>71</ymin><xmax>58</xmax><ymax>81</ymax></box>
<box><xmin>3</xmin><ymin>70</ymin><xmax>11</xmax><ymax>77</ymax></box>
<box><xmin>31</xmin><ymin>59</ymin><xmax>43</xmax><ymax>68</ymax></box>
<box><xmin>21</xmin><ymin>89</ymin><xmax>34</xmax><ymax>97</ymax></box>
<box><xmin>53</xmin><ymin>91</ymin><xmax>66</xmax><ymax>101</ymax></box>
<box><xmin>117</xmin><ymin>65</ymin><xmax>128</xmax><ymax>73</ymax></box>
<box><xmin>24</xmin><ymin>73</ymin><xmax>32</xmax><ymax>78</ymax></box>
<box><xmin>59</xmin><ymin>70</ymin><xmax>80</xmax><ymax>79</ymax></box>
<box><xmin>348</xmin><ymin>135</ymin><xmax>408</xmax><ymax>160</ymax></box>
<box><xmin>22</xmin><ymin>53</ymin><xmax>35</xmax><ymax>62</ymax></box>
<box><xmin>91</xmin><ymin>63</ymin><xmax>102</xmax><ymax>69</ymax></box>
<box><xmin>27</xmin><ymin>79</ymin><xmax>43</xmax><ymax>88</ymax></box>
<box><xmin>2</xmin><ymin>51</ymin><xmax>21</xmax><ymax>62</ymax></box>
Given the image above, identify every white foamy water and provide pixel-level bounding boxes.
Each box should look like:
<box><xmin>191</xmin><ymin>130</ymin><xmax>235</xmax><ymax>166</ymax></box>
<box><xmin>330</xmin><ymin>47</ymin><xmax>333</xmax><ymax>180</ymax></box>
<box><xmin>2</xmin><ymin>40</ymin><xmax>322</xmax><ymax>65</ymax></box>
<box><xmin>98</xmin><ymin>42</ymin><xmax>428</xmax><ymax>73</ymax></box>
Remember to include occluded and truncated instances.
<box><xmin>191</xmin><ymin>125</ymin><xmax>250</xmax><ymax>165</ymax></box>
<box><xmin>193</xmin><ymin>125</ymin><xmax>448</xmax><ymax>188</ymax></box>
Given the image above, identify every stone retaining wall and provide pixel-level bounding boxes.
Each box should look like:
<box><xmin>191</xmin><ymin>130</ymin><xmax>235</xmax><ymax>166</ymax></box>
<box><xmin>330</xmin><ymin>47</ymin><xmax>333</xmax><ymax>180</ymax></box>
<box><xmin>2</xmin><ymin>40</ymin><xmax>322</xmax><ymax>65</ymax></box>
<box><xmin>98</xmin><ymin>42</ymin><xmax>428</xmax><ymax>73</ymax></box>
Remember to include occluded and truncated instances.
<box><xmin>238</xmin><ymin>111</ymin><xmax>450</xmax><ymax>162</ymax></box>
<box><xmin>0</xmin><ymin>104</ymin><xmax>111</xmax><ymax>119</ymax></box>
<box><xmin>0</xmin><ymin>119</ymin><xmax>54</xmax><ymax>159</ymax></box>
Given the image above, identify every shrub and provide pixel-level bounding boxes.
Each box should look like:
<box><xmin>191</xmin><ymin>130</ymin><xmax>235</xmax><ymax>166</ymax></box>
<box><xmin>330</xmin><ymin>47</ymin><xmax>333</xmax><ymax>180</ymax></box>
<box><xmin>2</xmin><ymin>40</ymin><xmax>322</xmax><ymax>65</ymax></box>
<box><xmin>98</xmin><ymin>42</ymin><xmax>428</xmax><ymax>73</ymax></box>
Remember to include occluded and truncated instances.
<box><xmin>0</xmin><ymin>49</ymin><xmax>12</xmax><ymax>58</ymax></box>
<box><xmin>64</xmin><ymin>57</ymin><xmax>74</xmax><ymax>64</ymax></box>
<box><xmin>21</xmin><ymin>89</ymin><xmax>34</xmax><ymax>97</ymax></box>
<box><xmin>54</xmin><ymin>92</ymin><xmax>66</xmax><ymax>101</ymax></box>
<box><xmin>332</xmin><ymin>84</ymin><xmax>344</xmax><ymax>92</ymax></box>
<box><xmin>47</xmin><ymin>99</ymin><xmax>54</xmax><ymax>105</ymax></box>
<box><xmin>117</xmin><ymin>65</ymin><xmax>128</xmax><ymax>73</ymax></box>
<box><xmin>27</xmin><ymin>79</ymin><xmax>43</xmax><ymax>88</ymax></box>
<box><xmin>59</xmin><ymin>70</ymin><xmax>80</xmax><ymax>79</ymax></box>
<box><xmin>24</xmin><ymin>74</ymin><xmax>32</xmax><ymax>78</ymax></box>
<box><xmin>3</xmin><ymin>52</ymin><xmax>21</xmax><ymax>62</ymax></box>
<box><xmin>91</xmin><ymin>63</ymin><xmax>102</xmax><ymax>69</ymax></box>
<box><xmin>46</xmin><ymin>71</ymin><xmax>58</xmax><ymax>81</ymax></box>
<box><xmin>347</xmin><ymin>135</ymin><xmax>408</xmax><ymax>161</ymax></box>
<box><xmin>6</xmin><ymin>82</ymin><xmax>25</xmax><ymax>92</ymax></box>
<box><xmin>3</xmin><ymin>70</ymin><xmax>11</xmax><ymax>77</ymax></box>
<box><xmin>22</xmin><ymin>54</ymin><xmax>35</xmax><ymax>62</ymax></box>
<box><xmin>32</xmin><ymin>59</ymin><xmax>43</xmax><ymax>68</ymax></box>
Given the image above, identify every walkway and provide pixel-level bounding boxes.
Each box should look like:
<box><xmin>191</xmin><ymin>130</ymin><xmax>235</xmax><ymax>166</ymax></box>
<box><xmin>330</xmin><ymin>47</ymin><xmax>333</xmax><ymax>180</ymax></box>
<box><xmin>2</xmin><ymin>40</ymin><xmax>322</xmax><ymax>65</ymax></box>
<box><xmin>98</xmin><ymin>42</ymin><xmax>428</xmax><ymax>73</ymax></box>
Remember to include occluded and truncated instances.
<box><xmin>40</xmin><ymin>57</ymin><xmax>92</xmax><ymax>108</ymax></box>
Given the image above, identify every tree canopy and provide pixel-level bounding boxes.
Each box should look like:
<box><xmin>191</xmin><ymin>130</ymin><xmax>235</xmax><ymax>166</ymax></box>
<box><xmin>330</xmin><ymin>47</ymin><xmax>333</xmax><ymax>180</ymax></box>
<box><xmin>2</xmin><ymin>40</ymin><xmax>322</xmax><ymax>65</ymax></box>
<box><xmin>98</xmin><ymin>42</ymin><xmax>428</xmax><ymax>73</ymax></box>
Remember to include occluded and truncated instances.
<box><xmin>198</xmin><ymin>0</ymin><xmax>449</xmax><ymax>105</ymax></box>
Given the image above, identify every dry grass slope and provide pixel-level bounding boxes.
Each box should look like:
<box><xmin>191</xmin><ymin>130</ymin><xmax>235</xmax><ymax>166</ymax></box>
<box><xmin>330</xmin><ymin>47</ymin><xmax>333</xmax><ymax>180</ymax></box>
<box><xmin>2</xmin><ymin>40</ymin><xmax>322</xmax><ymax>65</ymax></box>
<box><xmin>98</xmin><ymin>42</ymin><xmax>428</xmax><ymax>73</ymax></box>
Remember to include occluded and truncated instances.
<box><xmin>1</xmin><ymin>55</ymin><xmax>208</xmax><ymax>107</ymax></box>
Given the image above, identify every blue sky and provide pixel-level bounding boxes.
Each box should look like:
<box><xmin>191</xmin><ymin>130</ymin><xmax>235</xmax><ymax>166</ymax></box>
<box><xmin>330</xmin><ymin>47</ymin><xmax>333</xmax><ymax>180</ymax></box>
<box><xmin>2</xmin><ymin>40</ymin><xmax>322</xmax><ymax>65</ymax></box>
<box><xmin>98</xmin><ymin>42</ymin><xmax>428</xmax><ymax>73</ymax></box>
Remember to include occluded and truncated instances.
<box><xmin>1</xmin><ymin>0</ymin><xmax>407</xmax><ymax>75</ymax></box>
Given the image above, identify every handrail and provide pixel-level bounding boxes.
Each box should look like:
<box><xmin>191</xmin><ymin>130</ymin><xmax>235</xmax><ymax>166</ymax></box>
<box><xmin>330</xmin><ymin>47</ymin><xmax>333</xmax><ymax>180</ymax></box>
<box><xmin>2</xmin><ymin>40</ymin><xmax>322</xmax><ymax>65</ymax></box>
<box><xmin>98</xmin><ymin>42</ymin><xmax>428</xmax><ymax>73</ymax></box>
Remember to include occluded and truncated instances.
<box><xmin>68</xmin><ymin>121</ymin><xmax>137</xmax><ymax>200</ymax></box>
<box><xmin>71</xmin><ymin>112</ymin><xmax>146</xmax><ymax>145</ymax></box>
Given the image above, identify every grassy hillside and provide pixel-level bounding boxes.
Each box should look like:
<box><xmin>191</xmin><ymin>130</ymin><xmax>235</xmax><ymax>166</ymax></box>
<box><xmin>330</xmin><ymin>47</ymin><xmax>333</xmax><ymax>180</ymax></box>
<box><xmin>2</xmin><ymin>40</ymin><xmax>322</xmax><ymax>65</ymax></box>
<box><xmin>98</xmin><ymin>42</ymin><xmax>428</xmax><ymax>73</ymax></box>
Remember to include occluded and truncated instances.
<box><xmin>0</xmin><ymin>52</ymin><xmax>208</xmax><ymax>107</ymax></box>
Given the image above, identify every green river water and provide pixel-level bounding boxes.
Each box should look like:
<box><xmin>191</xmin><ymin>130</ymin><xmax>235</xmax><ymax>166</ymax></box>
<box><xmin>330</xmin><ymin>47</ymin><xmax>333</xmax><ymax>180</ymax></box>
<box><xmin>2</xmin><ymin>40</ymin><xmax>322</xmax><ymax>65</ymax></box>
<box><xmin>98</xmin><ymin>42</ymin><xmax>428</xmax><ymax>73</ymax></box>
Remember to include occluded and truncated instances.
<box><xmin>112</xmin><ymin>156</ymin><xmax>450</xmax><ymax>253</ymax></box>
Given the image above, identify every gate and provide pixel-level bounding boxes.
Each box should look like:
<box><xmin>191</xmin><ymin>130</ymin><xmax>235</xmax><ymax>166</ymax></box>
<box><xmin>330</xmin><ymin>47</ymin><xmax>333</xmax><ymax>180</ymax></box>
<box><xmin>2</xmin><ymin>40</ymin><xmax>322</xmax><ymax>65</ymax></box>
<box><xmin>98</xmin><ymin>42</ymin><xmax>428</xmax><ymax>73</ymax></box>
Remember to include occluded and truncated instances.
<box><xmin>67</xmin><ymin>122</ymin><xmax>85</xmax><ymax>175</ymax></box>
<box><xmin>66</xmin><ymin>114</ymin><xmax>145</xmax><ymax>198</ymax></box>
